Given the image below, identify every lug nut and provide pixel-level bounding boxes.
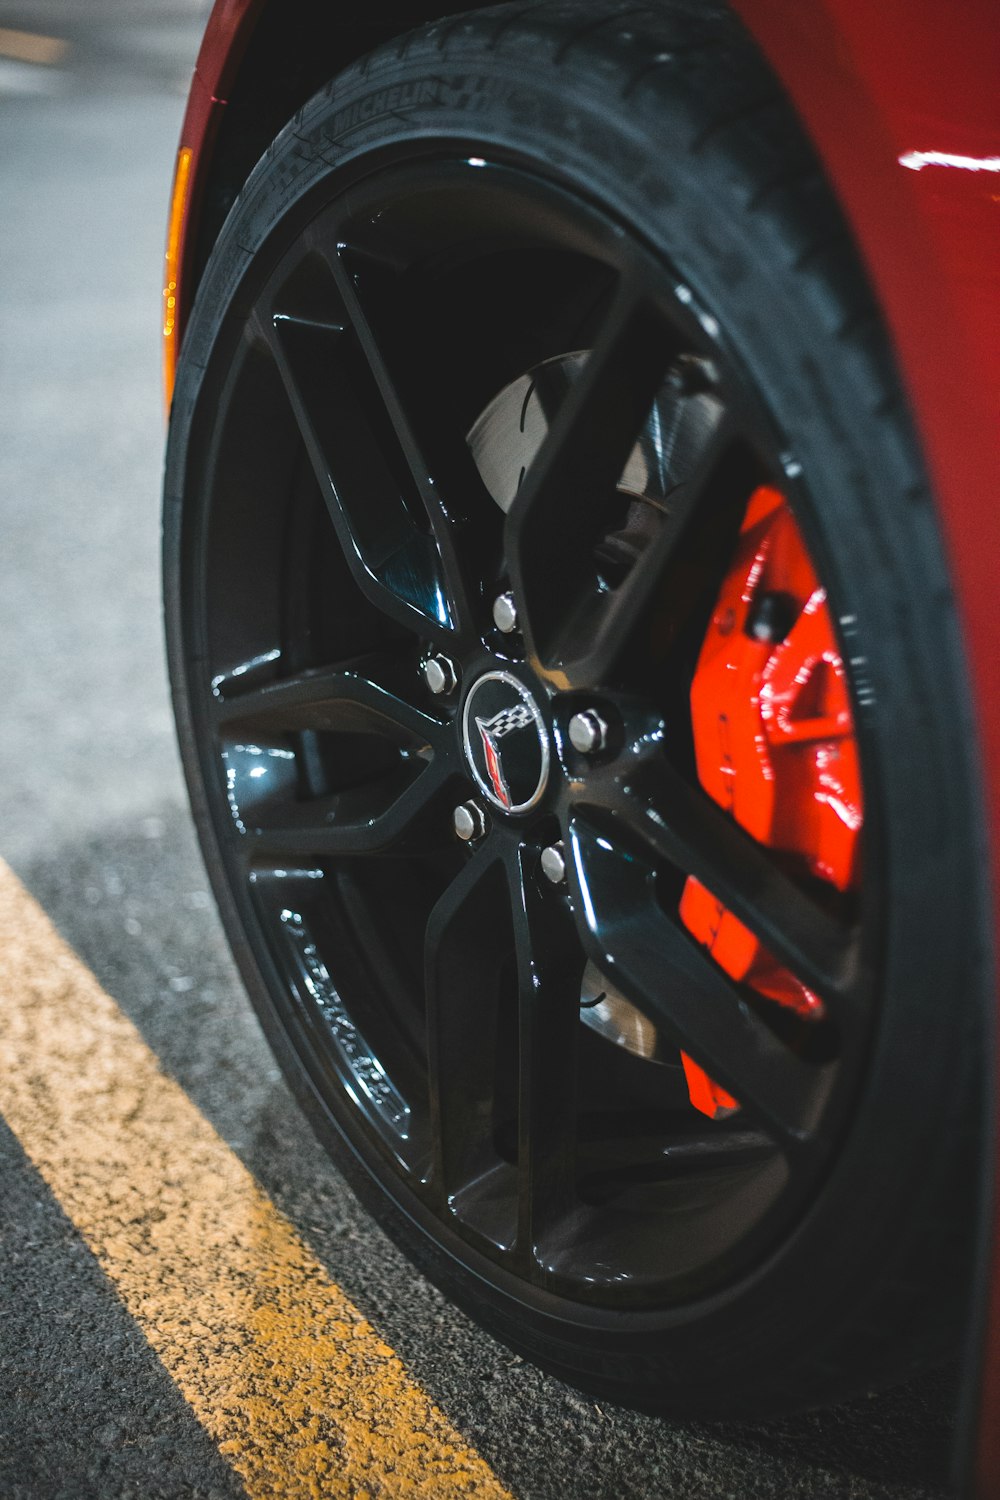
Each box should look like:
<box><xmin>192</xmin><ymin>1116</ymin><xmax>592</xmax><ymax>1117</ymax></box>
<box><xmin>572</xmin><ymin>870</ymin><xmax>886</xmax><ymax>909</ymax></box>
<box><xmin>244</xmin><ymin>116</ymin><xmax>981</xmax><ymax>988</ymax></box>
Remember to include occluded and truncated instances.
<box><xmin>568</xmin><ymin>709</ymin><xmax>609</xmax><ymax>755</ymax></box>
<box><xmin>540</xmin><ymin>842</ymin><xmax>567</xmax><ymax>885</ymax></box>
<box><xmin>453</xmin><ymin>801</ymin><xmax>487</xmax><ymax>842</ymax></box>
<box><xmin>492</xmin><ymin>591</ymin><xmax>518</xmax><ymax>634</ymax></box>
<box><xmin>423</xmin><ymin>654</ymin><xmax>458</xmax><ymax>695</ymax></box>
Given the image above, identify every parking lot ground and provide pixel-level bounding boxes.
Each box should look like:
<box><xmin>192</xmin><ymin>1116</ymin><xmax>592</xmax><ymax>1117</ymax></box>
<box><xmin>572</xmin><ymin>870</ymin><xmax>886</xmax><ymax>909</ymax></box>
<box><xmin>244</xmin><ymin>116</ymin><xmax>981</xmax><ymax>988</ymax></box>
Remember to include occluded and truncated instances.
<box><xmin>0</xmin><ymin>4</ymin><xmax>965</xmax><ymax>1496</ymax></box>
<box><xmin>0</xmin><ymin>860</ymin><xmax>509</xmax><ymax>1500</ymax></box>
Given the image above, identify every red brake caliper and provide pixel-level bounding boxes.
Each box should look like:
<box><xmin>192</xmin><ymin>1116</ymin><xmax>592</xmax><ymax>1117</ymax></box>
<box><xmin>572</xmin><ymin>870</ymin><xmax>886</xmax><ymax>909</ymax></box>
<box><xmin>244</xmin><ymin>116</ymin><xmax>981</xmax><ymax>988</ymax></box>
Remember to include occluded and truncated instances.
<box><xmin>678</xmin><ymin>485</ymin><xmax>863</xmax><ymax>1119</ymax></box>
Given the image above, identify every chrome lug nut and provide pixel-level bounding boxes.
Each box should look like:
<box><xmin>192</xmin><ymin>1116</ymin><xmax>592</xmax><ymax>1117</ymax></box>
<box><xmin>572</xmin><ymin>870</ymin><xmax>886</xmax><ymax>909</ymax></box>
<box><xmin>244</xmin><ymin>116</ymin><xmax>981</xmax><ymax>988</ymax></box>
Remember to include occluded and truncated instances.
<box><xmin>423</xmin><ymin>654</ymin><xmax>458</xmax><ymax>695</ymax></box>
<box><xmin>540</xmin><ymin>842</ymin><xmax>567</xmax><ymax>885</ymax></box>
<box><xmin>492</xmin><ymin>591</ymin><xmax>518</xmax><ymax>634</ymax></box>
<box><xmin>453</xmin><ymin>801</ymin><xmax>487</xmax><ymax>842</ymax></box>
<box><xmin>568</xmin><ymin>709</ymin><xmax>609</xmax><ymax>755</ymax></box>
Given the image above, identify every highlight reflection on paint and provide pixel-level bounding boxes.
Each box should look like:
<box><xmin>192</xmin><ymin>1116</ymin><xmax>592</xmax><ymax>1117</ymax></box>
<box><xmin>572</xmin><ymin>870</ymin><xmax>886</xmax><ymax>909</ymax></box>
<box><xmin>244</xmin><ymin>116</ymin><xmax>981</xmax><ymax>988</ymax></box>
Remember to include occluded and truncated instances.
<box><xmin>899</xmin><ymin>149</ymin><xmax>1000</xmax><ymax>174</ymax></box>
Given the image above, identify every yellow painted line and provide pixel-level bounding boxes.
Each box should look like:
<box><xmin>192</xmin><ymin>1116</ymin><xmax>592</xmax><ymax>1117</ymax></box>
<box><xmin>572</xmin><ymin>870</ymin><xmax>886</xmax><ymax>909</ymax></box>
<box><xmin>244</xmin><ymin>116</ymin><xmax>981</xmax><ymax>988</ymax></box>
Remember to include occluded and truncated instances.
<box><xmin>0</xmin><ymin>27</ymin><xmax>68</xmax><ymax>65</ymax></box>
<box><xmin>0</xmin><ymin>859</ymin><xmax>511</xmax><ymax>1500</ymax></box>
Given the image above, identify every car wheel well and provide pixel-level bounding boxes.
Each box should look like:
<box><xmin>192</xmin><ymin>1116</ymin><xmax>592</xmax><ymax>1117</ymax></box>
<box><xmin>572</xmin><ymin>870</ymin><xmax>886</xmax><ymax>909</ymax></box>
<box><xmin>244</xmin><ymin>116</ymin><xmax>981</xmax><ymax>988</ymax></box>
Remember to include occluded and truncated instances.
<box><xmin>189</xmin><ymin>0</ymin><xmax>498</xmax><ymax>302</ymax></box>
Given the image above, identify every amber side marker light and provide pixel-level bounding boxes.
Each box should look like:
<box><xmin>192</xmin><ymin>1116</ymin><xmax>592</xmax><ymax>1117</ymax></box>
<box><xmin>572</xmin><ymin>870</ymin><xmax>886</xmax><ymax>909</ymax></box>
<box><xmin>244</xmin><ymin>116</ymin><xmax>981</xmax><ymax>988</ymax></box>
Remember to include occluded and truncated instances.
<box><xmin>163</xmin><ymin>146</ymin><xmax>193</xmax><ymax>413</ymax></box>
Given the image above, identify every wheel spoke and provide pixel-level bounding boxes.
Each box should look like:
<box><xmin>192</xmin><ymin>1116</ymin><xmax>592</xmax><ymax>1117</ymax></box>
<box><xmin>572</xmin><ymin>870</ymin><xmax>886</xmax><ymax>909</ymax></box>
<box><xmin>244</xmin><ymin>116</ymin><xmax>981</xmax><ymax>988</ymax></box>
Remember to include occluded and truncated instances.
<box><xmin>505</xmin><ymin>272</ymin><xmax>678</xmax><ymax>675</ymax></box>
<box><xmin>212</xmin><ymin>655</ymin><xmax>449</xmax><ymax>751</ymax></box>
<box><xmin>424</xmin><ymin>844</ymin><xmax>514</xmax><ymax>1223</ymax></box>
<box><xmin>540</xmin><ymin>414</ymin><xmax>746</xmax><ymax>688</ymax></box>
<box><xmin>507</xmin><ymin>846</ymin><xmax>582</xmax><ymax>1261</ymax></box>
<box><xmin>323</xmin><ymin>242</ymin><xmax>500</xmax><ymax>636</ymax></box>
<box><xmin>576</xmin><ymin>748</ymin><xmax>861</xmax><ymax>1023</ymax></box>
<box><xmin>264</xmin><ymin>308</ymin><xmax>454</xmax><ymax>639</ymax></box>
<box><xmin>567</xmin><ymin>818</ymin><xmax>829</xmax><ymax>1149</ymax></box>
<box><xmin>229</xmin><ymin>741</ymin><xmax>456</xmax><ymax>862</ymax></box>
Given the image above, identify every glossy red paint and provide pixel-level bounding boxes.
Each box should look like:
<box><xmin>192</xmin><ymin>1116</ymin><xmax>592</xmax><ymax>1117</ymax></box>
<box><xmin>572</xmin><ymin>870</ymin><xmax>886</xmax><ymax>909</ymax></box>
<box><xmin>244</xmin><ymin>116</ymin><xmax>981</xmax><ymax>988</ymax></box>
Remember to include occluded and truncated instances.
<box><xmin>169</xmin><ymin>0</ymin><xmax>1000</xmax><ymax>1479</ymax></box>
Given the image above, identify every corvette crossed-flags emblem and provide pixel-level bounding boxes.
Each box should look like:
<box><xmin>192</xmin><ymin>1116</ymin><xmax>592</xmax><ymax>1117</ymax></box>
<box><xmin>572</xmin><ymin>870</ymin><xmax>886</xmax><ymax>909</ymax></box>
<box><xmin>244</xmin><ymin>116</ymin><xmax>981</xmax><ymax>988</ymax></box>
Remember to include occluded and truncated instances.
<box><xmin>475</xmin><ymin>703</ymin><xmax>535</xmax><ymax>809</ymax></box>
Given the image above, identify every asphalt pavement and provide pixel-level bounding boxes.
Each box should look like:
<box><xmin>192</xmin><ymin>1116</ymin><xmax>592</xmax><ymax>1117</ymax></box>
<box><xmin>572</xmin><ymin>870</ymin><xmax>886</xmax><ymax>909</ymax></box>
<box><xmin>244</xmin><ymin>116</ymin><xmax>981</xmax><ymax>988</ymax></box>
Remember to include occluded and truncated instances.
<box><xmin>0</xmin><ymin>4</ymin><xmax>963</xmax><ymax>1496</ymax></box>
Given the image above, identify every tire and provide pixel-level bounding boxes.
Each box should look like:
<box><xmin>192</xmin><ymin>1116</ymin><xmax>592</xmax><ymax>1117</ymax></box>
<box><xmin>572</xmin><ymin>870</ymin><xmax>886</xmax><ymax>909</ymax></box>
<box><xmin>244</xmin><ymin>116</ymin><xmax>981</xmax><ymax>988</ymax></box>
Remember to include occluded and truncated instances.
<box><xmin>163</xmin><ymin>0</ymin><xmax>986</xmax><ymax>1417</ymax></box>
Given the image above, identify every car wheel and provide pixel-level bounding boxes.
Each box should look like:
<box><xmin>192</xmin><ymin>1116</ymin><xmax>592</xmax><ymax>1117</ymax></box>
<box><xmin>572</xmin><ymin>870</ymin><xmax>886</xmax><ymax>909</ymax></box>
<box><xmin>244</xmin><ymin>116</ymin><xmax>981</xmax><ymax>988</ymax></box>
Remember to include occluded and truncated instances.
<box><xmin>164</xmin><ymin>0</ymin><xmax>985</xmax><ymax>1416</ymax></box>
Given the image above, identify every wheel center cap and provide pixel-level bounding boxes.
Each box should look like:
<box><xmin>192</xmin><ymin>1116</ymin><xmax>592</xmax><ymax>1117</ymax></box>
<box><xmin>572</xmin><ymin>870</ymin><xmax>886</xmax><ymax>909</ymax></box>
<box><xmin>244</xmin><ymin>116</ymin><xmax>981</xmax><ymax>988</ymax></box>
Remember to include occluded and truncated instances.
<box><xmin>462</xmin><ymin>671</ymin><xmax>550</xmax><ymax>813</ymax></box>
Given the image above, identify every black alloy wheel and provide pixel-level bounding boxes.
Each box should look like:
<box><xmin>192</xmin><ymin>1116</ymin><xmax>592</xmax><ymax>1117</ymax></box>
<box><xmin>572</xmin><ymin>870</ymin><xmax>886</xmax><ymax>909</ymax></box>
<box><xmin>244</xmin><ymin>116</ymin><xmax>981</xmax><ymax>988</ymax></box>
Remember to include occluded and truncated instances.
<box><xmin>164</xmin><ymin>0</ymin><xmax>986</xmax><ymax>1415</ymax></box>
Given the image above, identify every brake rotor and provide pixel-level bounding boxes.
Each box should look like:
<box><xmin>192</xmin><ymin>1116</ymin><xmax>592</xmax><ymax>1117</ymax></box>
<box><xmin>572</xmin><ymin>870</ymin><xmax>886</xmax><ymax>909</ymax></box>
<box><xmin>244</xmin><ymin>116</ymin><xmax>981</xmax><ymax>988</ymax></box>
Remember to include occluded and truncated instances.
<box><xmin>468</xmin><ymin>350</ymin><xmax>723</xmax><ymax>513</ymax></box>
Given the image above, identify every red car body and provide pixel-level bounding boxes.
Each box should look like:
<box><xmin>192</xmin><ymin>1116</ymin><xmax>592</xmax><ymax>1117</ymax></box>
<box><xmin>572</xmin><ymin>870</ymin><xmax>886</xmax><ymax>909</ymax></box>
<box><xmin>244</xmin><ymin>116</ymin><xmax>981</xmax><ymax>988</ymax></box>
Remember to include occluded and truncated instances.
<box><xmin>165</xmin><ymin>1</ymin><xmax>1000</xmax><ymax>1488</ymax></box>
